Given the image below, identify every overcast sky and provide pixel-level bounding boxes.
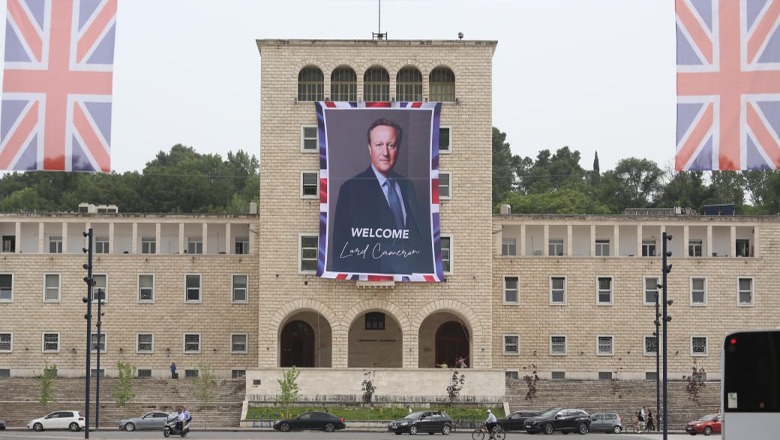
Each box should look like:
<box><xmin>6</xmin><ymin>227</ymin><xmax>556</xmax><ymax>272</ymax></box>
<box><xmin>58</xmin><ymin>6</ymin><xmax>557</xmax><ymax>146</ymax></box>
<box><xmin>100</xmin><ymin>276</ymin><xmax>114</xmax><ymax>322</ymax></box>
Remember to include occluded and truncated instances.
<box><xmin>1</xmin><ymin>0</ymin><xmax>676</xmax><ymax>174</ymax></box>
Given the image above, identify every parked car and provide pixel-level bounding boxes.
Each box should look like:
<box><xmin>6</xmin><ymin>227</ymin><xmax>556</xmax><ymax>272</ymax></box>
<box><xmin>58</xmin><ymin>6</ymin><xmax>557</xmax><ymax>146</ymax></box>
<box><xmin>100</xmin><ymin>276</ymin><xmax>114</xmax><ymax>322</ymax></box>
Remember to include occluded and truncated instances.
<box><xmin>0</xmin><ymin>418</ymin><xmax>6</xmax><ymax>430</ymax></box>
<box><xmin>272</xmin><ymin>411</ymin><xmax>345</xmax><ymax>432</ymax></box>
<box><xmin>497</xmin><ymin>410</ymin><xmax>541</xmax><ymax>431</ymax></box>
<box><xmin>27</xmin><ymin>411</ymin><xmax>85</xmax><ymax>432</ymax></box>
<box><xmin>686</xmin><ymin>413</ymin><xmax>721</xmax><ymax>436</ymax></box>
<box><xmin>524</xmin><ymin>407</ymin><xmax>590</xmax><ymax>435</ymax></box>
<box><xmin>590</xmin><ymin>412</ymin><xmax>623</xmax><ymax>433</ymax></box>
<box><xmin>118</xmin><ymin>411</ymin><xmax>173</xmax><ymax>431</ymax></box>
<box><xmin>388</xmin><ymin>410</ymin><xmax>453</xmax><ymax>435</ymax></box>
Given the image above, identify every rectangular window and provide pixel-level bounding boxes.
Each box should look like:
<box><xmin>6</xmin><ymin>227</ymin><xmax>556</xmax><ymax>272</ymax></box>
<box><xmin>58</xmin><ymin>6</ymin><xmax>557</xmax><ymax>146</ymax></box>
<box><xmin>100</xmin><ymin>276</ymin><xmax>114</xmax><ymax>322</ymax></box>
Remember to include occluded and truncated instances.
<box><xmin>0</xmin><ymin>274</ymin><xmax>12</xmax><ymax>301</ymax></box>
<box><xmin>597</xmin><ymin>335</ymin><xmax>614</xmax><ymax>355</ymax></box>
<box><xmin>187</xmin><ymin>238</ymin><xmax>203</xmax><ymax>254</ymax></box>
<box><xmin>49</xmin><ymin>236</ymin><xmax>62</xmax><ymax>253</ymax></box>
<box><xmin>738</xmin><ymin>277</ymin><xmax>754</xmax><ymax>306</ymax></box>
<box><xmin>736</xmin><ymin>239</ymin><xmax>750</xmax><ymax>257</ymax></box>
<box><xmin>141</xmin><ymin>237</ymin><xmax>156</xmax><ymax>254</ymax></box>
<box><xmin>365</xmin><ymin>312</ymin><xmax>385</xmax><ymax>330</ymax></box>
<box><xmin>235</xmin><ymin>237</ymin><xmax>249</xmax><ymax>254</ymax></box>
<box><xmin>598</xmin><ymin>371</ymin><xmax>613</xmax><ymax>380</ymax></box>
<box><xmin>231</xmin><ymin>334</ymin><xmax>248</xmax><ymax>353</ymax></box>
<box><xmin>44</xmin><ymin>274</ymin><xmax>60</xmax><ymax>302</ymax></box>
<box><xmin>93</xmin><ymin>274</ymin><xmax>107</xmax><ymax>302</ymax></box>
<box><xmin>644</xmin><ymin>335</ymin><xmax>658</xmax><ymax>355</ymax></box>
<box><xmin>551</xmin><ymin>371</ymin><xmax>566</xmax><ymax>380</ymax></box>
<box><xmin>504</xmin><ymin>276</ymin><xmax>519</xmax><ymax>304</ymax></box>
<box><xmin>550</xmin><ymin>276</ymin><xmax>566</xmax><ymax>304</ymax></box>
<box><xmin>548</xmin><ymin>239</ymin><xmax>564</xmax><ymax>256</ymax></box>
<box><xmin>689</xmin><ymin>239</ymin><xmax>703</xmax><ymax>257</ymax></box>
<box><xmin>595</xmin><ymin>239</ymin><xmax>610</xmax><ymax>256</ymax></box>
<box><xmin>91</xmin><ymin>369</ymin><xmax>105</xmax><ymax>378</ymax></box>
<box><xmin>185</xmin><ymin>369</ymin><xmax>198</xmax><ymax>378</ymax></box>
<box><xmin>441</xmin><ymin>236</ymin><xmax>452</xmax><ymax>273</ymax></box>
<box><xmin>43</xmin><ymin>333</ymin><xmax>59</xmax><ymax>352</ymax></box>
<box><xmin>301</xmin><ymin>171</ymin><xmax>319</xmax><ymax>198</ymax></box>
<box><xmin>185</xmin><ymin>274</ymin><xmax>201</xmax><ymax>302</ymax></box>
<box><xmin>551</xmin><ymin>335</ymin><xmax>567</xmax><ymax>355</ymax></box>
<box><xmin>138</xmin><ymin>274</ymin><xmax>154</xmax><ymax>302</ymax></box>
<box><xmin>439</xmin><ymin>126</ymin><xmax>451</xmax><ymax>152</ymax></box>
<box><xmin>95</xmin><ymin>236</ymin><xmax>109</xmax><ymax>254</ymax></box>
<box><xmin>301</xmin><ymin>126</ymin><xmax>318</xmax><ymax>151</ymax></box>
<box><xmin>299</xmin><ymin>235</ymin><xmax>318</xmax><ymax>273</ymax></box>
<box><xmin>691</xmin><ymin>336</ymin><xmax>708</xmax><ymax>356</ymax></box>
<box><xmin>0</xmin><ymin>333</ymin><xmax>11</xmax><ymax>352</ymax></box>
<box><xmin>184</xmin><ymin>333</ymin><xmax>201</xmax><ymax>353</ymax></box>
<box><xmin>137</xmin><ymin>369</ymin><xmax>152</xmax><ymax>378</ymax></box>
<box><xmin>232</xmin><ymin>369</ymin><xmax>246</xmax><ymax>379</ymax></box>
<box><xmin>644</xmin><ymin>277</ymin><xmax>659</xmax><ymax>305</ymax></box>
<box><xmin>691</xmin><ymin>277</ymin><xmax>707</xmax><ymax>305</ymax></box>
<box><xmin>2</xmin><ymin>235</ymin><xmax>15</xmax><ymax>253</ymax></box>
<box><xmin>439</xmin><ymin>172</ymin><xmax>451</xmax><ymax>199</ymax></box>
<box><xmin>503</xmin><ymin>335</ymin><xmax>519</xmax><ymax>355</ymax></box>
<box><xmin>137</xmin><ymin>333</ymin><xmax>153</xmax><ymax>353</ymax></box>
<box><xmin>232</xmin><ymin>274</ymin><xmax>248</xmax><ymax>303</ymax></box>
<box><xmin>642</xmin><ymin>239</ymin><xmax>656</xmax><ymax>256</ymax></box>
<box><xmin>597</xmin><ymin>276</ymin><xmax>613</xmax><ymax>305</ymax></box>
<box><xmin>505</xmin><ymin>371</ymin><xmax>519</xmax><ymax>380</ymax></box>
<box><xmin>90</xmin><ymin>333</ymin><xmax>106</xmax><ymax>352</ymax></box>
<box><xmin>501</xmin><ymin>238</ymin><xmax>516</xmax><ymax>256</ymax></box>
<box><xmin>646</xmin><ymin>371</ymin><xmax>658</xmax><ymax>381</ymax></box>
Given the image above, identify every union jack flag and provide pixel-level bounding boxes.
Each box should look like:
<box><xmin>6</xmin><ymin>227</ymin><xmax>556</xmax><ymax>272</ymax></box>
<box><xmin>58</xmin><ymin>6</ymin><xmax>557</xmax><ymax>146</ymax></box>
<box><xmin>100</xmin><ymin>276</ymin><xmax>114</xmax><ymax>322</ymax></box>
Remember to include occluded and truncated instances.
<box><xmin>676</xmin><ymin>0</ymin><xmax>780</xmax><ymax>171</ymax></box>
<box><xmin>0</xmin><ymin>0</ymin><xmax>117</xmax><ymax>172</ymax></box>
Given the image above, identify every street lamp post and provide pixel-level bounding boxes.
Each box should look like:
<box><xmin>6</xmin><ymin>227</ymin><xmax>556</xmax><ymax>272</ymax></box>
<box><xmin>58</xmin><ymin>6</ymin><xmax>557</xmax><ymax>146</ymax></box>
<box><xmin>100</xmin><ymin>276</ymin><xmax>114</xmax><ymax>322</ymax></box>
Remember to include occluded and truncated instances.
<box><xmin>82</xmin><ymin>229</ymin><xmax>94</xmax><ymax>440</ymax></box>
<box><xmin>661</xmin><ymin>232</ymin><xmax>673</xmax><ymax>440</ymax></box>
<box><xmin>95</xmin><ymin>289</ymin><xmax>104</xmax><ymax>430</ymax></box>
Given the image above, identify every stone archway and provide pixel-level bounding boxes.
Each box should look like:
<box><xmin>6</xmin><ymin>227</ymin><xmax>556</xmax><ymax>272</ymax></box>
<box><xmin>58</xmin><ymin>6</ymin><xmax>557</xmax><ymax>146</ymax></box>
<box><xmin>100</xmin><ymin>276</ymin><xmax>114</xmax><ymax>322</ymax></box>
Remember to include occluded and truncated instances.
<box><xmin>278</xmin><ymin>310</ymin><xmax>333</xmax><ymax>368</ymax></box>
<box><xmin>435</xmin><ymin>321</ymin><xmax>470</xmax><ymax>368</ymax></box>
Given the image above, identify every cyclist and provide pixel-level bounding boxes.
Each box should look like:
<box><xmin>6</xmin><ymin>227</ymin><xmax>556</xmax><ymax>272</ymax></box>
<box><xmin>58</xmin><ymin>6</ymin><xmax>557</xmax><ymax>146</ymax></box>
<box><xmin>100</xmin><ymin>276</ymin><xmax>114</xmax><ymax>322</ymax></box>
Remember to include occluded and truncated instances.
<box><xmin>485</xmin><ymin>409</ymin><xmax>497</xmax><ymax>439</ymax></box>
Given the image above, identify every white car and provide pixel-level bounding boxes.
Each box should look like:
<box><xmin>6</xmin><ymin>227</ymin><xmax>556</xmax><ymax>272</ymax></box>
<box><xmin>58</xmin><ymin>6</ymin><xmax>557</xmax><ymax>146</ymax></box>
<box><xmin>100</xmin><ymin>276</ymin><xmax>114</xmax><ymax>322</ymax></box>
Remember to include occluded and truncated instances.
<box><xmin>27</xmin><ymin>410</ymin><xmax>85</xmax><ymax>432</ymax></box>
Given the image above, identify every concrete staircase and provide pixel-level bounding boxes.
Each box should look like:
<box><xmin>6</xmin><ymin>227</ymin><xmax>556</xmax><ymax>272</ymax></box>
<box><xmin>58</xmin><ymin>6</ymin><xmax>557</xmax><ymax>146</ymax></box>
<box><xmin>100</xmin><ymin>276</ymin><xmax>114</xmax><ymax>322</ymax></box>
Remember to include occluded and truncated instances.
<box><xmin>0</xmin><ymin>378</ymin><xmax>245</xmax><ymax>429</ymax></box>
<box><xmin>505</xmin><ymin>378</ymin><xmax>720</xmax><ymax>431</ymax></box>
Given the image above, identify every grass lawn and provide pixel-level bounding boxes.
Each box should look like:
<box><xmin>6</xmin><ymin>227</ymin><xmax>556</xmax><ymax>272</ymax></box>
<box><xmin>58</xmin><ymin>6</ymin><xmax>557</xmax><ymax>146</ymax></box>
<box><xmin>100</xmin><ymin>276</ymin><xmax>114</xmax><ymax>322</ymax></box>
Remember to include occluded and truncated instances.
<box><xmin>246</xmin><ymin>405</ymin><xmax>505</xmax><ymax>421</ymax></box>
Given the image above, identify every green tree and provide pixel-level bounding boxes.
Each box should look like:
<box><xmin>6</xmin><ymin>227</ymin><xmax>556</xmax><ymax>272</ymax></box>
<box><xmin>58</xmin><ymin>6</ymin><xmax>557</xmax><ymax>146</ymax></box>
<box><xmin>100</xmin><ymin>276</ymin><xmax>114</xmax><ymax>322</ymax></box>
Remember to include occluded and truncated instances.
<box><xmin>744</xmin><ymin>170</ymin><xmax>780</xmax><ymax>214</ymax></box>
<box><xmin>492</xmin><ymin>127</ymin><xmax>514</xmax><ymax>206</ymax></box>
<box><xmin>191</xmin><ymin>363</ymin><xmax>218</xmax><ymax>405</ymax></box>
<box><xmin>598</xmin><ymin>158</ymin><xmax>663</xmax><ymax>211</ymax></box>
<box><xmin>37</xmin><ymin>362</ymin><xmax>57</xmax><ymax>405</ymax></box>
<box><xmin>113</xmin><ymin>361</ymin><xmax>136</xmax><ymax>406</ymax></box>
<box><xmin>505</xmin><ymin>188</ymin><xmax>612</xmax><ymax>214</ymax></box>
<box><xmin>656</xmin><ymin>169</ymin><xmax>711</xmax><ymax>211</ymax></box>
<box><xmin>277</xmin><ymin>366</ymin><xmax>301</xmax><ymax>416</ymax></box>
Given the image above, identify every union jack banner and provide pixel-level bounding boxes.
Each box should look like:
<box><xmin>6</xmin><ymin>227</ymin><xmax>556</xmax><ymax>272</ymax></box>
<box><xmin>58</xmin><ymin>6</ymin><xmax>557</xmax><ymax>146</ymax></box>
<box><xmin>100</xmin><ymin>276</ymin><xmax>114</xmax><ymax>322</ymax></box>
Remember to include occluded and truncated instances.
<box><xmin>676</xmin><ymin>0</ymin><xmax>780</xmax><ymax>171</ymax></box>
<box><xmin>0</xmin><ymin>0</ymin><xmax>117</xmax><ymax>172</ymax></box>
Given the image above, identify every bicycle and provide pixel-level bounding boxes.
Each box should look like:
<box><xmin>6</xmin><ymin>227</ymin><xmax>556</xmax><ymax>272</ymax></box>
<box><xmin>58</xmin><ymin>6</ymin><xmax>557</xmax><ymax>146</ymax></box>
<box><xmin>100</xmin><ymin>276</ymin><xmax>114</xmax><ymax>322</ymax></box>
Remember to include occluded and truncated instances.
<box><xmin>471</xmin><ymin>423</ymin><xmax>506</xmax><ymax>440</ymax></box>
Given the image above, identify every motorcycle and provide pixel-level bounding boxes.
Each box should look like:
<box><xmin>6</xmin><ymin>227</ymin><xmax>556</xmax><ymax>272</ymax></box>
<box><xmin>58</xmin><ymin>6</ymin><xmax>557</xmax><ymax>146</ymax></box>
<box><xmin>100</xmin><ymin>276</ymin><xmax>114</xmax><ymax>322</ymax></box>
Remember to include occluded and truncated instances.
<box><xmin>163</xmin><ymin>415</ymin><xmax>190</xmax><ymax>437</ymax></box>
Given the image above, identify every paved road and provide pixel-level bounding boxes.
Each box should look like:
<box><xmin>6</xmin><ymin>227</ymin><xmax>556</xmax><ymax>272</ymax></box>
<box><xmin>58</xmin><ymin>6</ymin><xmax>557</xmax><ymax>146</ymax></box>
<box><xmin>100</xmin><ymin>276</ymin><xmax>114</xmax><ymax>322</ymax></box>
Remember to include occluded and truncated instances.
<box><xmin>0</xmin><ymin>429</ymin><xmax>717</xmax><ymax>440</ymax></box>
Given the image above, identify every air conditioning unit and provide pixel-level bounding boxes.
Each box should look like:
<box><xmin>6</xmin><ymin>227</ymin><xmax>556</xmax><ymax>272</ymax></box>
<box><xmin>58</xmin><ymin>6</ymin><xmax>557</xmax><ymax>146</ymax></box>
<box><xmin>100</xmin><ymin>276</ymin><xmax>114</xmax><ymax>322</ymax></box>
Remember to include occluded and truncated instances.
<box><xmin>78</xmin><ymin>203</ymin><xmax>96</xmax><ymax>214</ymax></box>
<box><xmin>500</xmin><ymin>204</ymin><xmax>512</xmax><ymax>215</ymax></box>
<box><xmin>96</xmin><ymin>204</ymin><xmax>119</xmax><ymax>214</ymax></box>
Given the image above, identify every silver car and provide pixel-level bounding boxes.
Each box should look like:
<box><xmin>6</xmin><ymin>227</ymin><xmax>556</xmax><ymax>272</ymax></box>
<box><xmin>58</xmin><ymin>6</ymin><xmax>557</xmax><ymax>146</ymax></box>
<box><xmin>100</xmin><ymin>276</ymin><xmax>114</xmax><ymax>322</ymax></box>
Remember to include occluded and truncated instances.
<box><xmin>118</xmin><ymin>411</ymin><xmax>172</xmax><ymax>431</ymax></box>
<box><xmin>590</xmin><ymin>412</ymin><xmax>623</xmax><ymax>434</ymax></box>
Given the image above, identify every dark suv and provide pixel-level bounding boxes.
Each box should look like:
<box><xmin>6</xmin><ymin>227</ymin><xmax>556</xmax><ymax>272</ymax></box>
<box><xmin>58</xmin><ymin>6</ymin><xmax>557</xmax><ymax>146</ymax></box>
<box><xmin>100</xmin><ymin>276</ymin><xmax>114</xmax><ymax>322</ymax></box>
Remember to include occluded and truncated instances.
<box><xmin>524</xmin><ymin>407</ymin><xmax>590</xmax><ymax>435</ymax></box>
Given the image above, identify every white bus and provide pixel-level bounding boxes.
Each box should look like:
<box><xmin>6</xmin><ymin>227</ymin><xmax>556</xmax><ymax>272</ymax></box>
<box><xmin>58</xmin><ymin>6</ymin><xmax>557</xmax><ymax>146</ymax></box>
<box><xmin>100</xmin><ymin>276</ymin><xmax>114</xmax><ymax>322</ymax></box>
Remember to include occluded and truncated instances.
<box><xmin>722</xmin><ymin>330</ymin><xmax>780</xmax><ymax>440</ymax></box>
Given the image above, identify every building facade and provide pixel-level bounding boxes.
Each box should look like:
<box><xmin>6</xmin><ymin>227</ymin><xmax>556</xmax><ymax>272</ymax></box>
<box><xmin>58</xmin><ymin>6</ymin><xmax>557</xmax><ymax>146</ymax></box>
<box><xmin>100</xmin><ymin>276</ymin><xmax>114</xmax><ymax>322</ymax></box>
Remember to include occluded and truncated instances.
<box><xmin>0</xmin><ymin>39</ymin><xmax>779</xmax><ymax>399</ymax></box>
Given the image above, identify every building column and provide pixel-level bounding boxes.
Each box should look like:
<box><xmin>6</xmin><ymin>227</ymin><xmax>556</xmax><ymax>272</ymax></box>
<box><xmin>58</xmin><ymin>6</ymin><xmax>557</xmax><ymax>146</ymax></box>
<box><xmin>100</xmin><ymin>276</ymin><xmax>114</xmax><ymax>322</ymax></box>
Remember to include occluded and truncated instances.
<box><xmin>38</xmin><ymin>223</ymin><xmax>44</xmax><ymax>253</ymax></box>
<box><xmin>225</xmin><ymin>223</ymin><xmax>232</xmax><ymax>254</ymax></box>
<box><xmin>108</xmin><ymin>222</ymin><xmax>115</xmax><ymax>254</ymax></box>
<box><xmin>567</xmin><ymin>225</ymin><xmax>573</xmax><ymax>257</ymax></box>
<box><xmin>683</xmin><ymin>225</ymin><xmax>689</xmax><ymax>258</ymax></box>
<box><xmin>730</xmin><ymin>226</ymin><xmax>736</xmax><ymax>257</ymax></box>
<box><xmin>202</xmin><ymin>223</ymin><xmax>208</xmax><ymax>254</ymax></box>
<box><xmin>636</xmin><ymin>225</ymin><xmax>643</xmax><ymax>257</ymax></box>
<box><xmin>543</xmin><ymin>225</ymin><xmax>549</xmax><ymax>256</ymax></box>
<box><xmin>520</xmin><ymin>225</ymin><xmax>526</xmax><ymax>256</ymax></box>
<box><xmin>613</xmin><ymin>225</ymin><xmax>620</xmax><ymax>256</ymax></box>
<box><xmin>155</xmin><ymin>223</ymin><xmax>161</xmax><ymax>255</ymax></box>
<box><xmin>131</xmin><ymin>223</ymin><xmax>138</xmax><ymax>254</ymax></box>
<box><xmin>706</xmin><ymin>225</ymin><xmax>713</xmax><ymax>257</ymax></box>
<box><xmin>14</xmin><ymin>222</ymin><xmax>20</xmax><ymax>254</ymax></box>
<box><xmin>62</xmin><ymin>222</ymin><xmax>68</xmax><ymax>253</ymax></box>
<box><xmin>178</xmin><ymin>223</ymin><xmax>185</xmax><ymax>254</ymax></box>
<box><xmin>590</xmin><ymin>225</ymin><xmax>596</xmax><ymax>257</ymax></box>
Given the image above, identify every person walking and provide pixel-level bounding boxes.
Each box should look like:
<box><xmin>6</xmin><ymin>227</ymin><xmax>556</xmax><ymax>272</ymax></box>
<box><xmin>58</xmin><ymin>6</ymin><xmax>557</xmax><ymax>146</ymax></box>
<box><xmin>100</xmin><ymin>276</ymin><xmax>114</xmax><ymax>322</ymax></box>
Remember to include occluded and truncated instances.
<box><xmin>646</xmin><ymin>409</ymin><xmax>655</xmax><ymax>431</ymax></box>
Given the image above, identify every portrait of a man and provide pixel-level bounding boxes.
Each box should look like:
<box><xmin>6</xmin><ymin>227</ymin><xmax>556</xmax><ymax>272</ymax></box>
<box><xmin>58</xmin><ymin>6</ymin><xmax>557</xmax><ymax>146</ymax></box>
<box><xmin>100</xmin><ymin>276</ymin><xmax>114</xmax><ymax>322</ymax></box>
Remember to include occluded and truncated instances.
<box><xmin>328</xmin><ymin>116</ymin><xmax>434</xmax><ymax>275</ymax></box>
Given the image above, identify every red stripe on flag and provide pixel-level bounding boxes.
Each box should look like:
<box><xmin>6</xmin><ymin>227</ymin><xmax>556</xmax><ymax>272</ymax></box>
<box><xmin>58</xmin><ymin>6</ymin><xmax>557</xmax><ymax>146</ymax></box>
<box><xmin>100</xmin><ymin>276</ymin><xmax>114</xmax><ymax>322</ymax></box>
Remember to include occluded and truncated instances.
<box><xmin>76</xmin><ymin>0</ymin><xmax>117</xmax><ymax>63</ymax></box>
<box><xmin>324</xmin><ymin>101</ymin><xmax>337</xmax><ymax>107</ymax></box>
<box><xmin>748</xmin><ymin>0</ymin><xmax>780</xmax><ymax>64</ymax></box>
<box><xmin>8</xmin><ymin>0</ymin><xmax>43</xmax><ymax>63</ymax></box>
<box><xmin>73</xmin><ymin>102</ymin><xmax>110</xmax><ymax>172</ymax></box>
<box><xmin>431</xmin><ymin>178</ymin><xmax>439</xmax><ymax>204</ymax></box>
<box><xmin>367</xmin><ymin>275</ymin><xmax>394</xmax><ymax>282</ymax></box>
<box><xmin>320</xmin><ymin>177</ymin><xmax>328</xmax><ymax>203</ymax></box>
<box><xmin>365</xmin><ymin>101</ymin><xmax>391</xmax><ymax>107</ymax></box>
<box><xmin>675</xmin><ymin>103</ymin><xmax>713</xmax><ymax>170</ymax></box>
<box><xmin>675</xmin><ymin>0</ymin><xmax>713</xmax><ymax>64</ymax></box>
<box><xmin>0</xmin><ymin>101</ymin><xmax>38</xmax><ymax>169</ymax></box>
<box><xmin>747</xmin><ymin>102</ymin><xmax>780</xmax><ymax>168</ymax></box>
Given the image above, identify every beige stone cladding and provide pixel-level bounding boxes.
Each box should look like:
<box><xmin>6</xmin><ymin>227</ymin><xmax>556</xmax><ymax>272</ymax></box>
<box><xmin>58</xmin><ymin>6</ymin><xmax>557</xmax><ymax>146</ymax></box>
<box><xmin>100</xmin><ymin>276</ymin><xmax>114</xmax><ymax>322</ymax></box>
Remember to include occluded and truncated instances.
<box><xmin>256</xmin><ymin>40</ymin><xmax>496</xmax><ymax>369</ymax></box>
<box><xmin>492</xmin><ymin>214</ymin><xmax>780</xmax><ymax>380</ymax></box>
<box><xmin>0</xmin><ymin>215</ymin><xmax>259</xmax><ymax>377</ymax></box>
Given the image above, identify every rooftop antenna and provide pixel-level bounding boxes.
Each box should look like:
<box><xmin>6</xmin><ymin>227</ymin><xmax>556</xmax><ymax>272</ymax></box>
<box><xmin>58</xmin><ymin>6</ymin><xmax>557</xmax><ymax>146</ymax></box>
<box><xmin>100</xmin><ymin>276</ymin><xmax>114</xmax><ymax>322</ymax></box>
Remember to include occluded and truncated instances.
<box><xmin>372</xmin><ymin>0</ymin><xmax>387</xmax><ymax>40</ymax></box>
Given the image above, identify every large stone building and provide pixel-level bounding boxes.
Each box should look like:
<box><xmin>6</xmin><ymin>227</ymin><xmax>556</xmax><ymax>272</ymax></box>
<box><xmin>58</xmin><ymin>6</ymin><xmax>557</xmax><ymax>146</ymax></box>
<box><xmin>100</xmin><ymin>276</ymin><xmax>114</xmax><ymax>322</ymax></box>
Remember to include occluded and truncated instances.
<box><xmin>0</xmin><ymin>39</ymin><xmax>778</xmax><ymax>400</ymax></box>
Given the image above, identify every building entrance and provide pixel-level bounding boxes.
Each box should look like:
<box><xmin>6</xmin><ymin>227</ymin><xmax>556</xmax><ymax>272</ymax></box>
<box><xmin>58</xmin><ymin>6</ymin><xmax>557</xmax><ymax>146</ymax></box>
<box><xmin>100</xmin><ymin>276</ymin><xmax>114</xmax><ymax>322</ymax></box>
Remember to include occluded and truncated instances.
<box><xmin>280</xmin><ymin>320</ymin><xmax>314</xmax><ymax>367</ymax></box>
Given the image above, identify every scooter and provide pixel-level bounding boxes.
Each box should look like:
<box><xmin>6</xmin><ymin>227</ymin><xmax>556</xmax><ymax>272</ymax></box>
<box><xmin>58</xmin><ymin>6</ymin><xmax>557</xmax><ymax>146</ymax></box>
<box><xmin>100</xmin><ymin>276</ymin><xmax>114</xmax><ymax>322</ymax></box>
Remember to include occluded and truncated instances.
<box><xmin>163</xmin><ymin>415</ymin><xmax>190</xmax><ymax>437</ymax></box>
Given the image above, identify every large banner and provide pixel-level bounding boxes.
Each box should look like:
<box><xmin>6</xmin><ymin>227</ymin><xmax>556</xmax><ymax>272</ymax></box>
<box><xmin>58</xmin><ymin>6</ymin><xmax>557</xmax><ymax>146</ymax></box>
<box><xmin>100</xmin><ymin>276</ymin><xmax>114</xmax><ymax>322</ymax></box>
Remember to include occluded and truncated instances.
<box><xmin>0</xmin><ymin>0</ymin><xmax>117</xmax><ymax>172</ymax></box>
<box><xmin>675</xmin><ymin>0</ymin><xmax>780</xmax><ymax>171</ymax></box>
<box><xmin>317</xmin><ymin>101</ymin><xmax>444</xmax><ymax>282</ymax></box>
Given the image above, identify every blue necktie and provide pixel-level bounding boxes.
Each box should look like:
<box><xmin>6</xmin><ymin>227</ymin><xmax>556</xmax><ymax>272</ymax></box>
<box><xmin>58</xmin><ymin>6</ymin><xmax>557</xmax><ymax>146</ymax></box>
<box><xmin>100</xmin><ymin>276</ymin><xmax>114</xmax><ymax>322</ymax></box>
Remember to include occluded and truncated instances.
<box><xmin>385</xmin><ymin>180</ymin><xmax>405</xmax><ymax>228</ymax></box>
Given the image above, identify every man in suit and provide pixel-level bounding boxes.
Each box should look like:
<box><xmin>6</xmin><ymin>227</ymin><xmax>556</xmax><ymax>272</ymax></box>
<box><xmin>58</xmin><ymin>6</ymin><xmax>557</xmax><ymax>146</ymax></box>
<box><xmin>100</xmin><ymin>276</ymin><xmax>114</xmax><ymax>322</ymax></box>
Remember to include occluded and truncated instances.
<box><xmin>330</xmin><ymin>118</ymin><xmax>433</xmax><ymax>275</ymax></box>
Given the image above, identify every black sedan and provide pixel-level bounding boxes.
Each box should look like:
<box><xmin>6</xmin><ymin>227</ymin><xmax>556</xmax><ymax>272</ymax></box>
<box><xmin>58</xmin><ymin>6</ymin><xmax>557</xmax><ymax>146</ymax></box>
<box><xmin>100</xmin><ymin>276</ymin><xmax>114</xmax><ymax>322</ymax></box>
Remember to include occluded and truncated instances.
<box><xmin>497</xmin><ymin>410</ymin><xmax>541</xmax><ymax>431</ymax></box>
<box><xmin>272</xmin><ymin>411</ymin><xmax>345</xmax><ymax>432</ymax></box>
<box><xmin>388</xmin><ymin>410</ymin><xmax>453</xmax><ymax>435</ymax></box>
<box><xmin>524</xmin><ymin>407</ymin><xmax>590</xmax><ymax>435</ymax></box>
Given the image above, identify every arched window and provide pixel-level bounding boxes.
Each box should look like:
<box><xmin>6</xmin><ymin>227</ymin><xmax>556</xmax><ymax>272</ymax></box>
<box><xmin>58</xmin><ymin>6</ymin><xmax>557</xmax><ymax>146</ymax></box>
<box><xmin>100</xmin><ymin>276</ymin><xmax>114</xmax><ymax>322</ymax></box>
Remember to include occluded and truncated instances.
<box><xmin>429</xmin><ymin>67</ymin><xmax>455</xmax><ymax>102</ymax></box>
<box><xmin>363</xmin><ymin>66</ymin><xmax>390</xmax><ymax>102</ymax></box>
<box><xmin>396</xmin><ymin>67</ymin><xmax>422</xmax><ymax>102</ymax></box>
<box><xmin>331</xmin><ymin>66</ymin><xmax>357</xmax><ymax>102</ymax></box>
<box><xmin>298</xmin><ymin>66</ymin><xmax>324</xmax><ymax>101</ymax></box>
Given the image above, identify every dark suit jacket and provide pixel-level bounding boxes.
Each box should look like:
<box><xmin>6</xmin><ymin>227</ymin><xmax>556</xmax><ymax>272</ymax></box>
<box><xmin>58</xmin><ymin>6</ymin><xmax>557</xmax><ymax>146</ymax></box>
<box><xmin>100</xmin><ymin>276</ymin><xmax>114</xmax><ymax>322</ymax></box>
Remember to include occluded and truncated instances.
<box><xmin>329</xmin><ymin>167</ymin><xmax>433</xmax><ymax>275</ymax></box>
